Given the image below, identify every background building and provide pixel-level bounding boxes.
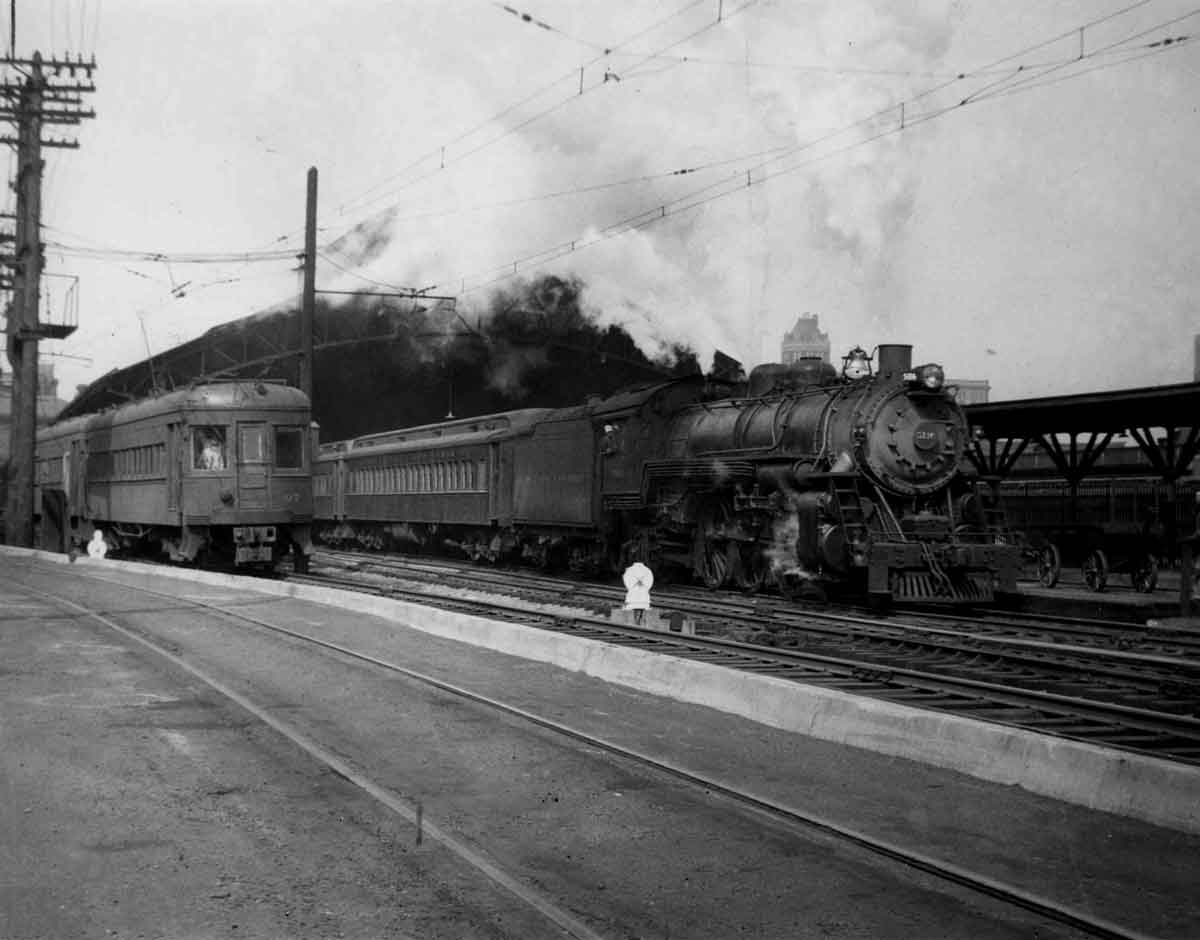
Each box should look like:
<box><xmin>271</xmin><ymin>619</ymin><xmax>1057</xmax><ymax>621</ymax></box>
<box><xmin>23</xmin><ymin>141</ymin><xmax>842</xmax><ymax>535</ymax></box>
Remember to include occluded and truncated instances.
<box><xmin>950</xmin><ymin>378</ymin><xmax>991</xmax><ymax>405</ymax></box>
<box><xmin>780</xmin><ymin>314</ymin><xmax>830</xmax><ymax>365</ymax></box>
<box><xmin>0</xmin><ymin>362</ymin><xmax>70</xmax><ymax>464</ymax></box>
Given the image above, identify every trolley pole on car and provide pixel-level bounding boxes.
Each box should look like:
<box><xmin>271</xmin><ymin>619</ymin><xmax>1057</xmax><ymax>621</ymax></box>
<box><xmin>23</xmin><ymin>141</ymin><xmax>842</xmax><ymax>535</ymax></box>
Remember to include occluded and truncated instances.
<box><xmin>1</xmin><ymin>52</ymin><xmax>95</xmax><ymax>546</ymax></box>
<box><xmin>298</xmin><ymin>166</ymin><xmax>317</xmax><ymax>403</ymax></box>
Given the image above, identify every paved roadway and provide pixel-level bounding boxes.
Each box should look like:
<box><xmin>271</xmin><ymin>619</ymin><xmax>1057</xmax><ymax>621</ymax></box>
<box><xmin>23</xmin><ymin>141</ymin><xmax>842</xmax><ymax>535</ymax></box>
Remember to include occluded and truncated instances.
<box><xmin>2</xmin><ymin>553</ymin><xmax>1198</xmax><ymax>939</ymax></box>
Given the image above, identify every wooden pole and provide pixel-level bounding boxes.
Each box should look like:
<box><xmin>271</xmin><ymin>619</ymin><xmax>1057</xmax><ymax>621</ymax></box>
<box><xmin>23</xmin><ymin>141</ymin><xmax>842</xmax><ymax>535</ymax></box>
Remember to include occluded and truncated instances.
<box><xmin>5</xmin><ymin>55</ymin><xmax>44</xmax><ymax>546</ymax></box>
<box><xmin>299</xmin><ymin>167</ymin><xmax>317</xmax><ymax>402</ymax></box>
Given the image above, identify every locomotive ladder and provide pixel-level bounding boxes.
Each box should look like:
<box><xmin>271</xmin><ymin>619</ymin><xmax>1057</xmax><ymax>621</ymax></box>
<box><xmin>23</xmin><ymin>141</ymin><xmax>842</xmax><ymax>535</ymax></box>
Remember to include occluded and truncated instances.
<box><xmin>830</xmin><ymin>475</ymin><xmax>871</xmax><ymax>543</ymax></box>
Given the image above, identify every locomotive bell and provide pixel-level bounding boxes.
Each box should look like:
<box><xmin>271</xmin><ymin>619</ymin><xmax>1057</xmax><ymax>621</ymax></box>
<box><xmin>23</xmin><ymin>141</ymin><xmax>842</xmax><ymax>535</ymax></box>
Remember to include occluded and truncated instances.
<box><xmin>841</xmin><ymin>346</ymin><xmax>872</xmax><ymax>380</ymax></box>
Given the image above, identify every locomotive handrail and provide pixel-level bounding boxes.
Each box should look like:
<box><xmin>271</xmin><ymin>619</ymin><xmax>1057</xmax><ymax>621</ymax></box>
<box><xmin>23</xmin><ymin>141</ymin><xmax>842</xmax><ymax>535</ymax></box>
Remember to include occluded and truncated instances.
<box><xmin>871</xmin><ymin>482</ymin><xmax>908</xmax><ymax>540</ymax></box>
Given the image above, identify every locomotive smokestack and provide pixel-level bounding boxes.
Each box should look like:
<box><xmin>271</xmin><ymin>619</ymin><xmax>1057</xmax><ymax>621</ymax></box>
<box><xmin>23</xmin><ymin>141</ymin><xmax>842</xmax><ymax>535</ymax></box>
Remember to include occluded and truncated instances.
<box><xmin>876</xmin><ymin>344</ymin><xmax>913</xmax><ymax>379</ymax></box>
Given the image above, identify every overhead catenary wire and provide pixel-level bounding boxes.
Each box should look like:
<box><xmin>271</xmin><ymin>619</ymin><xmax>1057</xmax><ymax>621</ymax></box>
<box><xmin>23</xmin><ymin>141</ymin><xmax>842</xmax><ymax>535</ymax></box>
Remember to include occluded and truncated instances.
<box><xmin>32</xmin><ymin>1</ymin><xmax>1198</xmax><ymax>340</ymax></box>
<box><xmin>317</xmin><ymin>250</ymin><xmax>422</xmax><ymax>294</ymax></box>
<box><xmin>321</xmin><ymin>0</ymin><xmax>1168</xmax><ymax>263</ymax></box>
<box><xmin>978</xmin><ymin>39</ymin><xmax>1190</xmax><ymax>102</ymax></box>
<box><xmin>43</xmin><ymin>240</ymin><xmax>300</xmax><ymax>265</ymax></box>
<box><xmin>492</xmin><ymin>2</ymin><xmax>613</xmax><ymax>53</ymax></box>
<box><xmin>326</xmin><ymin>0</ymin><xmax>755</xmax><ymax>231</ymax></box>
<box><xmin>329</xmin><ymin>0</ymin><xmax>709</xmax><ymax>220</ymax></box>
<box><xmin>441</xmin><ymin>8</ymin><xmax>1196</xmax><ymax>296</ymax></box>
<box><xmin>40</xmin><ymin>4</ymin><xmax>1192</xmax><ymax>281</ymax></box>
<box><xmin>957</xmin><ymin>6</ymin><xmax>1197</xmax><ymax>106</ymax></box>
<box><xmin>318</xmin><ymin>146</ymin><xmax>791</xmax><ymax>244</ymax></box>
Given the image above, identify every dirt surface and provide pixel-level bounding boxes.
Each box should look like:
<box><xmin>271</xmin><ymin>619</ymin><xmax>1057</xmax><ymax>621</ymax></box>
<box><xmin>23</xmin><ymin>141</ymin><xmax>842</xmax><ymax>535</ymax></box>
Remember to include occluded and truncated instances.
<box><xmin>4</xmin><ymin>554</ymin><xmax>1198</xmax><ymax>939</ymax></box>
<box><xmin>0</xmin><ymin>581</ymin><xmax>557</xmax><ymax>940</ymax></box>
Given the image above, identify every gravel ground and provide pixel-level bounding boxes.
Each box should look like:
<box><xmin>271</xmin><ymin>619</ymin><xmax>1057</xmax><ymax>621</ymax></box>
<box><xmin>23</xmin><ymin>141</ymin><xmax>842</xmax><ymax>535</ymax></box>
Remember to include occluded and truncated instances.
<box><xmin>0</xmin><ymin>584</ymin><xmax>561</xmax><ymax>940</ymax></box>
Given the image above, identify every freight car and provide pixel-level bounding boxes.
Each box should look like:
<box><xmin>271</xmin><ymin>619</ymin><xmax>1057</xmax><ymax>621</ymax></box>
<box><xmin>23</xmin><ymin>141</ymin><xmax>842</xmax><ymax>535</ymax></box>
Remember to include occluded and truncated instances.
<box><xmin>315</xmin><ymin>344</ymin><xmax>1021</xmax><ymax>606</ymax></box>
<box><xmin>34</xmin><ymin>381</ymin><xmax>315</xmax><ymax>570</ymax></box>
<box><xmin>998</xmin><ymin>474</ymin><xmax>1200</xmax><ymax>591</ymax></box>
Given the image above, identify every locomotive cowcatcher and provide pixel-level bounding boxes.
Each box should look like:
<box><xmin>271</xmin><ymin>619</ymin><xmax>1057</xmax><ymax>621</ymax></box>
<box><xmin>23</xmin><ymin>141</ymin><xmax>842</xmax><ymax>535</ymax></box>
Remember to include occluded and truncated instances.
<box><xmin>315</xmin><ymin>343</ymin><xmax>1021</xmax><ymax>606</ymax></box>
<box><xmin>34</xmin><ymin>381</ymin><xmax>315</xmax><ymax>570</ymax></box>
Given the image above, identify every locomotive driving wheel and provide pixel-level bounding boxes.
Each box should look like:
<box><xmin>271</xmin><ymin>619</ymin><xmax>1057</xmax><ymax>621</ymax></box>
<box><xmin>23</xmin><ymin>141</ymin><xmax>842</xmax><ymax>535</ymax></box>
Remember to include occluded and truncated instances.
<box><xmin>733</xmin><ymin>544</ymin><xmax>767</xmax><ymax>593</ymax></box>
<box><xmin>1036</xmin><ymin>543</ymin><xmax>1061</xmax><ymax>588</ymax></box>
<box><xmin>1131</xmin><ymin>553</ymin><xmax>1158</xmax><ymax>593</ymax></box>
<box><xmin>701</xmin><ymin>540</ymin><xmax>730</xmax><ymax>589</ymax></box>
<box><xmin>1081</xmin><ymin>549</ymin><xmax>1108</xmax><ymax>593</ymax></box>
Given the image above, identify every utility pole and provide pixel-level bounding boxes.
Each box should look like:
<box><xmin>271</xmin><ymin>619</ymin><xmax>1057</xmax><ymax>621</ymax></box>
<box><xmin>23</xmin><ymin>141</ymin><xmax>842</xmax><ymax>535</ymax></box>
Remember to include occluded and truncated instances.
<box><xmin>1</xmin><ymin>52</ymin><xmax>96</xmax><ymax>545</ymax></box>
<box><xmin>298</xmin><ymin>167</ymin><xmax>317</xmax><ymax>403</ymax></box>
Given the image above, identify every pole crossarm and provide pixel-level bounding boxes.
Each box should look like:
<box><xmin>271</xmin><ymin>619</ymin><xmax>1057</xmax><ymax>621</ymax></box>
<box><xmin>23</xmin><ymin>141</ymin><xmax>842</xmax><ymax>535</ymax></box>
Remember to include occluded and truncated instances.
<box><xmin>0</xmin><ymin>106</ymin><xmax>93</xmax><ymax>123</ymax></box>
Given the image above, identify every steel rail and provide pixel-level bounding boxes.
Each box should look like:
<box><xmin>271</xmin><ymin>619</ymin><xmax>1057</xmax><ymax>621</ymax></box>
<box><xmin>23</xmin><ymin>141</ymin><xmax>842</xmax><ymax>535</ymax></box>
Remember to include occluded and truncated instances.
<box><xmin>10</xmin><ymin>576</ymin><xmax>607</xmax><ymax>940</ymax></box>
<box><xmin>314</xmin><ymin>548</ymin><xmax>1200</xmax><ymax>667</ymax></box>
<box><xmin>299</xmin><ymin>565</ymin><xmax>1200</xmax><ymax>722</ymax></box>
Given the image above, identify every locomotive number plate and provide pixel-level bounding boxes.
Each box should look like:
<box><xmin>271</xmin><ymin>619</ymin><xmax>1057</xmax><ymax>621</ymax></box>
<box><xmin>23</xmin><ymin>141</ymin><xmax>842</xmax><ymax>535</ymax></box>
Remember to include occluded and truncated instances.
<box><xmin>913</xmin><ymin>423</ymin><xmax>943</xmax><ymax>451</ymax></box>
<box><xmin>236</xmin><ymin>545</ymin><xmax>273</xmax><ymax>564</ymax></box>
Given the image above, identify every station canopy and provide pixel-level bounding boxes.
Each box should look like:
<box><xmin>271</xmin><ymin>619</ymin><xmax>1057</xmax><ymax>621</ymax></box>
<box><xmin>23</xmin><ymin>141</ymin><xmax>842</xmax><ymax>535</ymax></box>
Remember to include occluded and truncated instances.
<box><xmin>963</xmin><ymin>381</ymin><xmax>1200</xmax><ymax>484</ymax></box>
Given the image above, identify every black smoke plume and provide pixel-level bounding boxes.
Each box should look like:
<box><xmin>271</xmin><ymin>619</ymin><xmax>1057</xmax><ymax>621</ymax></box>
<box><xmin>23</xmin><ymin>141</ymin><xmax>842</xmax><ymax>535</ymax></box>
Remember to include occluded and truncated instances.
<box><xmin>312</xmin><ymin>273</ymin><xmax>699</xmax><ymax>439</ymax></box>
<box><xmin>60</xmin><ymin>274</ymin><xmax>701</xmax><ymax>440</ymax></box>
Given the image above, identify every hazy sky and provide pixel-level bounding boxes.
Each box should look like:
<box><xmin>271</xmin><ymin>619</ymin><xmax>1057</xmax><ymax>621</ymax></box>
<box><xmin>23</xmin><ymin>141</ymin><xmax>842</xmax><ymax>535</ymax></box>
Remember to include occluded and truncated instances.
<box><xmin>14</xmin><ymin>0</ymin><xmax>1200</xmax><ymax>401</ymax></box>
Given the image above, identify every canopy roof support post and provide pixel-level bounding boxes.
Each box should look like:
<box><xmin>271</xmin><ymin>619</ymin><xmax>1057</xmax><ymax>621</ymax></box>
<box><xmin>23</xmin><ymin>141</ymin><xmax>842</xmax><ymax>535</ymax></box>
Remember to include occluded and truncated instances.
<box><xmin>1127</xmin><ymin>425</ymin><xmax>1200</xmax><ymax>563</ymax></box>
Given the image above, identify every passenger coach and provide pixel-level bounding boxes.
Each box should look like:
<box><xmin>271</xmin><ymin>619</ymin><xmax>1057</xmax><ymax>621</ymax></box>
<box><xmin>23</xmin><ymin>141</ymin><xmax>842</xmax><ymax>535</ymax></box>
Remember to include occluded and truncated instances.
<box><xmin>313</xmin><ymin>409</ymin><xmax>562</xmax><ymax>561</ymax></box>
<box><xmin>35</xmin><ymin>381</ymin><xmax>315</xmax><ymax>569</ymax></box>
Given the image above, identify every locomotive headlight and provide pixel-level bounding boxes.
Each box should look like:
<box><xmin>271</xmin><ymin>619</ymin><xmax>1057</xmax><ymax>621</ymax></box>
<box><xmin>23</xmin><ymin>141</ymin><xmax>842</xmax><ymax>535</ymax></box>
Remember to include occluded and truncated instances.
<box><xmin>912</xmin><ymin>363</ymin><xmax>944</xmax><ymax>390</ymax></box>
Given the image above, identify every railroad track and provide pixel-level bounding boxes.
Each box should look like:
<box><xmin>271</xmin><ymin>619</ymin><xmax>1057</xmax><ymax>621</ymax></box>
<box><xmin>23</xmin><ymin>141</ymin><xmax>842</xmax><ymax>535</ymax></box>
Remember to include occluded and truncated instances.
<box><xmin>8</xmin><ymin>560</ymin><xmax>1167</xmax><ymax>940</ymax></box>
<box><xmin>310</xmin><ymin>548</ymin><xmax>1200</xmax><ymax>662</ymax></box>
<box><xmin>301</xmin><ymin>549</ymin><xmax>1200</xmax><ymax>765</ymax></box>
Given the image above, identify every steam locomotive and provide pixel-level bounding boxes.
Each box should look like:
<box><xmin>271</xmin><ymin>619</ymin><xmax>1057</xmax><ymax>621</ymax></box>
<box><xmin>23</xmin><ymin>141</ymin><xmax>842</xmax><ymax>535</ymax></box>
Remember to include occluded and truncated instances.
<box><xmin>33</xmin><ymin>381</ymin><xmax>315</xmax><ymax>570</ymax></box>
<box><xmin>314</xmin><ymin>344</ymin><xmax>1021</xmax><ymax>605</ymax></box>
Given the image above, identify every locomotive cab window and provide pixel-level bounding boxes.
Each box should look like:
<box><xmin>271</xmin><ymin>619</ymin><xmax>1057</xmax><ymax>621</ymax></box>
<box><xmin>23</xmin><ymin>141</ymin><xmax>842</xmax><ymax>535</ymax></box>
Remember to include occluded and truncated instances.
<box><xmin>239</xmin><ymin>424</ymin><xmax>267</xmax><ymax>464</ymax></box>
<box><xmin>193</xmin><ymin>427</ymin><xmax>228</xmax><ymax>470</ymax></box>
<box><xmin>274</xmin><ymin>426</ymin><xmax>304</xmax><ymax>469</ymax></box>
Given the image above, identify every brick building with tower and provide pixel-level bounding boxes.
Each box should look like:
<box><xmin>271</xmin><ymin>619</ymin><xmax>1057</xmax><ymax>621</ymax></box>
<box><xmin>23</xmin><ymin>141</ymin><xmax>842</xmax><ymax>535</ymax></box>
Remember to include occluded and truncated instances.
<box><xmin>780</xmin><ymin>314</ymin><xmax>831</xmax><ymax>365</ymax></box>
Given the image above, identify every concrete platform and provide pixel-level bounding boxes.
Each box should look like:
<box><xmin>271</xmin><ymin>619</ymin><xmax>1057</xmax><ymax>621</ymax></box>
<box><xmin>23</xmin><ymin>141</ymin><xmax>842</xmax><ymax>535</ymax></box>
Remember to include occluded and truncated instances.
<box><xmin>1013</xmin><ymin>577</ymin><xmax>1195</xmax><ymax>623</ymax></box>
<box><xmin>2</xmin><ymin>548</ymin><xmax>1199</xmax><ymax>938</ymax></box>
